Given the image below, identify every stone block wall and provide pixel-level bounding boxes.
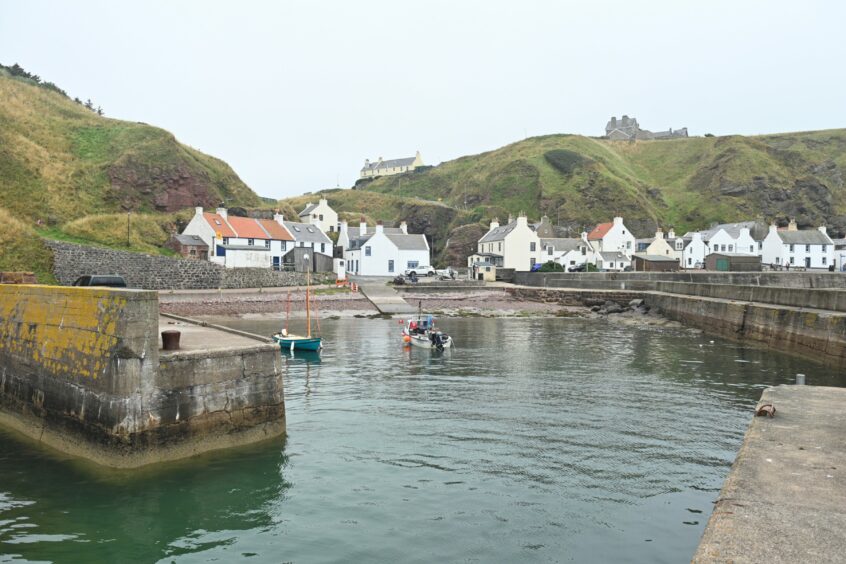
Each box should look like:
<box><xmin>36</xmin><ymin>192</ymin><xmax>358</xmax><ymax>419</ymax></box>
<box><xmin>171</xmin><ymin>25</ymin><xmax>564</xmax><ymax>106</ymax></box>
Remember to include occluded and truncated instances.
<box><xmin>0</xmin><ymin>284</ymin><xmax>286</xmax><ymax>467</ymax></box>
<box><xmin>46</xmin><ymin>241</ymin><xmax>331</xmax><ymax>290</ymax></box>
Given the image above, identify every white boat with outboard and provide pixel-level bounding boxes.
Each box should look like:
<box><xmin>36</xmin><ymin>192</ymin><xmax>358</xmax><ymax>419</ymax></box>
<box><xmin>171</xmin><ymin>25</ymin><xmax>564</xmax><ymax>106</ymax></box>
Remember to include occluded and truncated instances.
<box><xmin>401</xmin><ymin>313</ymin><xmax>452</xmax><ymax>350</ymax></box>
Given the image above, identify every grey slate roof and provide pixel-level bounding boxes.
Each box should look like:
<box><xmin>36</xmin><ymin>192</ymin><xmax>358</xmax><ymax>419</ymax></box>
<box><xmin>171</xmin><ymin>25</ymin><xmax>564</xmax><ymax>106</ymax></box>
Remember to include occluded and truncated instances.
<box><xmin>283</xmin><ymin>221</ymin><xmax>332</xmax><ymax>244</ymax></box>
<box><xmin>541</xmin><ymin>238</ymin><xmax>582</xmax><ymax>253</ymax></box>
<box><xmin>385</xmin><ymin>233</ymin><xmax>429</xmax><ymax>251</ymax></box>
<box><xmin>479</xmin><ymin>220</ymin><xmax>520</xmax><ymax>243</ymax></box>
<box><xmin>776</xmin><ymin>230</ymin><xmax>833</xmax><ymax>245</ymax></box>
<box><xmin>346</xmin><ymin>226</ymin><xmax>403</xmax><ymax>240</ymax></box>
<box><xmin>172</xmin><ymin>234</ymin><xmax>208</xmax><ymax>247</ymax></box>
<box><xmin>701</xmin><ymin>221</ymin><xmax>768</xmax><ymax>241</ymax></box>
<box><xmin>599</xmin><ymin>252</ymin><xmax>629</xmax><ymax>262</ymax></box>
<box><xmin>298</xmin><ymin>203</ymin><xmax>317</xmax><ymax>216</ymax></box>
<box><xmin>361</xmin><ymin>157</ymin><xmax>416</xmax><ymax>172</ymax></box>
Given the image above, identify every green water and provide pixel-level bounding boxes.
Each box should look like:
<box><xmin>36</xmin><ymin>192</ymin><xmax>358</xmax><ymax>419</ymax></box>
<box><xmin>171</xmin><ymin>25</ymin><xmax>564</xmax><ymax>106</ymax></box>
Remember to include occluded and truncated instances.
<box><xmin>1</xmin><ymin>318</ymin><xmax>843</xmax><ymax>563</ymax></box>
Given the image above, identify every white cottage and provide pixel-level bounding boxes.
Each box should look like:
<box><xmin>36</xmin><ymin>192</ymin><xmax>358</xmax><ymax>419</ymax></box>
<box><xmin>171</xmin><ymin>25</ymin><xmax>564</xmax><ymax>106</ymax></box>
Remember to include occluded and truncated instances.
<box><xmin>587</xmin><ymin>217</ymin><xmax>636</xmax><ymax>257</ymax></box>
<box><xmin>596</xmin><ymin>251</ymin><xmax>631</xmax><ymax>272</ymax></box>
<box><xmin>338</xmin><ymin>219</ymin><xmax>405</xmax><ymax>250</ymax></box>
<box><xmin>298</xmin><ymin>198</ymin><xmax>339</xmax><ymax>233</ymax></box>
<box><xmin>344</xmin><ymin>222</ymin><xmax>430</xmax><ymax>276</ymax></box>
<box><xmin>476</xmin><ymin>215</ymin><xmax>542</xmax><ymax>272</ymax></box>
<box><xmin>761</xmin><ymin>223</ymin><xmax>834</xmax><ymax>269</ymax></box>
<box><xmin>541</xmin><ymin>236</ymin><xmax>595</xmax><ymax>271</ymax></box>
<box><xmin>681</xmin><ymin>232</ymin><xmax>707</xmax><ymax>269</ymax></box>
<box><xmin>181</xmin><ymin>207</ymin><xmax>294</xmax><ymax>269</ymax></box>
<box><xmin>700</xmin><ymin>222</ymin><xmax>762</xmax><ymax>256</ymax></box>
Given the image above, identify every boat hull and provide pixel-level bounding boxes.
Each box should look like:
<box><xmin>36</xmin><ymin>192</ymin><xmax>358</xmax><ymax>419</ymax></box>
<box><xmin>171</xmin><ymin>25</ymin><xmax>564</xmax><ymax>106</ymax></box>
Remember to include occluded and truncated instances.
<box><xmin>273</xmin><ymin>335</ymin><xmax>323</xmax><ymax>351</ymax></box>
<box><xmin>405</xmin><ymin>332</ymin><xmax>452</xmax><ymax>350</ymax></box>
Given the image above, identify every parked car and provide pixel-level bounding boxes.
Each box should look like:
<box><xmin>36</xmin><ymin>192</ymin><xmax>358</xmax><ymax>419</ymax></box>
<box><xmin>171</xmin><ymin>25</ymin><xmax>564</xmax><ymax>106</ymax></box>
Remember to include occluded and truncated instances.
<box><xmin>568</xmin><ymin>264</ymin><xmax>587</xmax><ymax>273</ymax></box>
<box><xmin>436</xmin><ymin>266</ymin><xmax>457</xmax><ymax>279</ymax></box>
<box><xmin>72</xmin><ymin>275</ymin><xmax>127</xmax><ymax>288</ymax></box>
<box><xmin>404</xmin><ymin>265</ymin><xmax>436</xmax><ymax>277</ymax></box>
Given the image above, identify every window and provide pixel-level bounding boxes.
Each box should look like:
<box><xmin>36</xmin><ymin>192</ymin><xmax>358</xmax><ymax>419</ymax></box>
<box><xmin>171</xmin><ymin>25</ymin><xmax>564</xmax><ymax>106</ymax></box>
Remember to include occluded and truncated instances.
<box><xmin>319</xmin><ymin>214</ymin><xmax>324</xmax><ymax>221</ymax></box>
<box><xmin>728</xmin><ymin>245</ymin><xmax>734</xmax><ymax>252</ymax></box>
<box><xmin>320</xmin><ymin>243</ymin><xmax>325</xmax><ymax>253</ymax></box>
<box><xmin>248</xmin><ymin>238</ymin><xmax>254</xmax><ymax>246</ymax></box>
<box><xmin>548</xmin><ymin>247</ymin><xmax>553</xmax><ymax>255</ymax></box>
<box><xmin>388</xmin><ymin>260</ymin><xmax>394</xmax><ymax>273</ymax></box>
<box><xmin>365</xmin><ymin>246</ymin><xmax>371</xmax><ymax>257</ymax></box>
<box><xmin>530</xmin><ymin>242</ymin><xmax>536</xmax><ymax>252</ymax></box>
<box><xmin>806</xmin><ymin>244</ymin><xmax>811</xmax><ymax>252</ymax></box>
<box><xmin>189</xmin><ymin>249</ymin><xmax>196</xmax><ymax>256</ymax></box>
<box><xmin>750</xmin><ymin>246</ymin><xmax>754</xmax><ymax>253</ymax></box>
<box><xmin>721</xmin><ymin>245</ymin><xmax>727</xmax><ymax>252</ymax></box>
<box><xmin>223</xmin><ymin>237</ymin><xmax>229</xmax><ymax>245</ymax></box>
<box><xmin>790</xmin><ymin>256</ymin><xmax>795</xmax><ymax>265</ymax></box>
<box><xmin>581</xmin><ymin>247</ymin><xmax>586</xmax><ymax>256</ymax></box>
<box><xmin>789</xmin><ymin>244</ymin><xmax>794</xmax><ymax>252</ymax></box>
<box><xmin>758</xmin><ymin>241</ymin><xmax>763</xmax><ymax>250</ymax></box>
<box><xmin>823</xmin><ymin>257</ymin><xmax>828</xmax><ymax>265</ymax></box>
<box><xmin>822</xmin><ymin>245</ymin><xmax>828</xmax><ymax>252</ymax></box>
<box><xmin>688</xmin><ymin>257</ymin><xmax>692</xmax><ymax>265</ymax></box>
<box><xmin>498</xmin><ymin>242</ymin><xmax>502</xmax><ymax>252</ymax></box>
<box><xmin>329</xmin><ymin>226</ymin><xmax>334</xmax><ymax>232</ymax></box>
<box><xmin>626</xmin><ymin>241</ymin><xmax>632</xmax><ymax>250</ymax></box>
<box><xmin>407</xmin><ymin>260</ymin><xmax>419</xmax><ymax>268</ymax></box>
<box><xmin>265</xmin><ymin>240</ymin><xmax>270</xmax><ymax>249</ymax></box>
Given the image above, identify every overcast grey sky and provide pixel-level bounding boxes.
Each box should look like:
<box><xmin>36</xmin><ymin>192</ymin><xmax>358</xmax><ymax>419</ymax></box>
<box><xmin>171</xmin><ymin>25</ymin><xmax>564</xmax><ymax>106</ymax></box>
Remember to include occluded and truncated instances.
<box><xmin>2</xmin><ymin>0</ymin><xmax>844</xmax><ymax>198</ymax></box>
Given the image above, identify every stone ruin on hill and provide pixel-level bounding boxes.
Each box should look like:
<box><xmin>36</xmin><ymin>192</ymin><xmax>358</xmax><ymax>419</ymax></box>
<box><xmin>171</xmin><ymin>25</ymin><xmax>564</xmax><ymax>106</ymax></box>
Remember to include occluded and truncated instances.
<box><xmin>604</xmin><ymin>115</ymin><xmax>688</xmax><ymax>140</ymax></box>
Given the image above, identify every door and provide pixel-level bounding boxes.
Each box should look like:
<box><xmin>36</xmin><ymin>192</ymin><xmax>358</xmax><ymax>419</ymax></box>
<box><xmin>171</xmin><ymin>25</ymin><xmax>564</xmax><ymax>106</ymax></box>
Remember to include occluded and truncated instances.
<box><xmin>272</xmin><ymin>256</ymin><xmax>280</xmax><ymax>271</ymax></box>
<box><xmin>716</xmin><ymin>258</ymin><xmax>729</xmax><ymax>271</ymax></box>
<box><xmin>805</xmin><ymin>257</ymin><xmax>811</xmax><ymax>268</ymax></box>
<box><xmin>388</xmin><ymin>260</ymin><xmax>394</xmax><ymax>273</ymax></box>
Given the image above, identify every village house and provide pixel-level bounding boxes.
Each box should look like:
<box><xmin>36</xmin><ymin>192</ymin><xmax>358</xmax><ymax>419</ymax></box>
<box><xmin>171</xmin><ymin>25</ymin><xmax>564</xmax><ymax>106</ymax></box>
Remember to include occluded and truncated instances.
<box><xmin>338</xmin><ymin>219</ymin><xmax>405</xmax><ymax>250</ymax></box>
<box><xmin>761</xmin><ymin>220</ymin><xmax>834</xmax><ymax>270</ymax></box>
<box><xmin>360</xmin><ymin>151</ymin><xmax>424</xmax><ymax>179</ymax></box>
<box><xmin>635</xmin><ymin>227</ymin><xmax>683</xmax><ymax>260</ymax></box>
<box><xmin>344</xmin><ymin>221</ymin><xmax>430</xmax><ymax>276</ymax></box>
<box><xmin>596</xmin><ymin>251</ymin><xmax>631</xmax><ymax>272</ymax></box>
<box><xmin>587</xmin><ymin>217</ymin><xmax>636</xmax><ymax>258</ymax></box>
<box><xmin>681</xmin><ymin>232</ymin><xmax>707</xmax><ymax>269</ymax></box>
<box><xmin>298</xmin><ymin>198</ymin><xmax>339</xmax><ymax>233</ymax></box>
<box><xmin>166</xmin><ymin>234</ymin><xmax>209</xmax><ymax>260</ymax></box>
<box><xmin>475</xmin><ymin>214</ymin><xmax>542</xmax><ymax>272</ymax></box>
<box><xmin>282</xmin><ymin>220</ymin><xmax>334</xmax><ymax>268</ymax></box>
<box><xmin>700</xmin><ymin>221</ymin><xmax>764</xmax><ymax>256</ymax></box>
<box><xmin>181</xmin><ymin>207</ymin><xmax>294</xmax><ymax>269</ymax></box>
<box><xmin>541</xmin><ymin>236</ymin><xmax>595</xmax><ymax>271</ymax></box>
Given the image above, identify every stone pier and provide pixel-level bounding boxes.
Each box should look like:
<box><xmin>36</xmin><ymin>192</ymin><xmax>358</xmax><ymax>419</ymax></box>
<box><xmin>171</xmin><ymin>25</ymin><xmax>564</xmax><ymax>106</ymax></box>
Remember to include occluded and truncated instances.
<box><xmin>694</xmin><ymin>385</ymin><xmax>846</xmax><ymax>563</ymax></box>
<box><xmin>0</xmin><ymin>284</ymin><xmax>285</xmax><ymax>468</ymax></box>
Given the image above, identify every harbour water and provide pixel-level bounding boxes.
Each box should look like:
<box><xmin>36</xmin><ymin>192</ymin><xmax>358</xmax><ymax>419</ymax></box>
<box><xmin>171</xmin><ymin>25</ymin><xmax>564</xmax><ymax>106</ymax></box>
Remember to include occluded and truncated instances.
<box><xmin>1</xmin><ymin>317</ymin><xmax>843</xmax><ymax>563</ymax></box>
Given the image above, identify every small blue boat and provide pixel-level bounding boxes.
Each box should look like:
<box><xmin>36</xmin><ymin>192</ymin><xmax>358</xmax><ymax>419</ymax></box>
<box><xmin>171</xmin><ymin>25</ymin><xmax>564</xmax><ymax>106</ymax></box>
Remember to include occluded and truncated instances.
<box><xmin>273</xmin><ymin>333</ymin><xmax>323</xmax><ymax>352</ymax></box>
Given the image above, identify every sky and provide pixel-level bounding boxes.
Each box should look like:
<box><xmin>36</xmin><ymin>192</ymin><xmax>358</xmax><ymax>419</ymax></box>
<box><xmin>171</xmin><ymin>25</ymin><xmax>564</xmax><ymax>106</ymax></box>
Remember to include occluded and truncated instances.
<box><xmin>2</xmin><ymin>0</ymin><xmax>845</xmax><ymax>199</ymax></box>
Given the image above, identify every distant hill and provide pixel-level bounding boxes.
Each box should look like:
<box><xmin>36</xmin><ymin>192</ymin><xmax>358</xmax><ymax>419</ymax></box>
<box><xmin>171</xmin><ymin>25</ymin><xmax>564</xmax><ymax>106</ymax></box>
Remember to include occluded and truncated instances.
<box><xmin>0</xmin><ymin>66</ymin><xmax>261</xmax><ymax>225</ymax></box>
<box><xmin>354</xmin><ymin>130</ymin><xmax>846</xmax><ymax>237</ymax></box>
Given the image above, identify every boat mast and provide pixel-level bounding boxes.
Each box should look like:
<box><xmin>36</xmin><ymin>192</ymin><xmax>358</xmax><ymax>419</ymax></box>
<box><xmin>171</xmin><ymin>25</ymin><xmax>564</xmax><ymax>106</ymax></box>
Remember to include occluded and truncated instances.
<box><xmin>285</xmin><ymin>289</ymin><xmax>291</xmax><ymax>333</ymax></box>
<box><xmin>306</xmin><ymin>255</ymin><xmax>312</xmax><ymax>338</ymax></box>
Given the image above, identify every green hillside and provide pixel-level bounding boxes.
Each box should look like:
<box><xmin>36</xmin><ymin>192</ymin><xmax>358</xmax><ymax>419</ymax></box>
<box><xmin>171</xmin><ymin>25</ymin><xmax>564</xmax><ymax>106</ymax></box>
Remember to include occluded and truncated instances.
<box><xmin>0</xmin><ymin>67</ymin><xmax>260</xmax><ymax>225</ymax></box>
<box><xmin>355</xmin><ymin>130</ymin><xmax>846</xmax><ymax>237</ymax></box>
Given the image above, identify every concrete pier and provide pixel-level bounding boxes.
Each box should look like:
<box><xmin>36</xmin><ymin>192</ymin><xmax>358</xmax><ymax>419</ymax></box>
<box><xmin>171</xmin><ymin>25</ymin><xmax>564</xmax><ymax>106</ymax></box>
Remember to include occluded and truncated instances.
<box><xmin>0</xmin><ymin>285</ymin><xmax>285</xmax><ymax>468</ymax></box>
<box><xmin>356</xmin><ymin>278</ymin><xmax>417</xmax><ymax>314</ymax></box>
<box><xmin>694</xmin><ymin>385</ymin><xmax>846</xmax><ymax>563</ymax></box>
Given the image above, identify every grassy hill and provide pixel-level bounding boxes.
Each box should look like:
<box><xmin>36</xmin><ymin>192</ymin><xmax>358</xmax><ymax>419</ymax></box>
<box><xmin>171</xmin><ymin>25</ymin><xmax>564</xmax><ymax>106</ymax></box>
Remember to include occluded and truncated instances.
<box><xmin>355</xmin><ymin>130</ymin><xmax>846</xmax><ymax>237</ymax></box>
<box><xmin>0</xmin><ymin>68</ymin><xmax>260</xmax><ymax>225</ymax></box>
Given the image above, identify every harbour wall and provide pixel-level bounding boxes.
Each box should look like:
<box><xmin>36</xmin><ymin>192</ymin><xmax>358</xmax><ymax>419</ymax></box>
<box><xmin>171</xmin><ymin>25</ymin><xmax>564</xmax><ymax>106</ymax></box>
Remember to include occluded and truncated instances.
<box><xmin>0</xmin><ymin>284</ymin><xmax>285</xmax><ymax>467</ymax></box>
<box><xmin>515</xmin><ymin>271</ymin><xmax>846</xmax><ymax>289</ymax></box>
<box><xmin>507</xmin><ymin>283</ymin><xmax>846</xmax><ymax>367</ymax></box>
<box><xmin>46</xmin><ymin>240</ymin><xmax>333</xmax><ymax>290</ymax></box>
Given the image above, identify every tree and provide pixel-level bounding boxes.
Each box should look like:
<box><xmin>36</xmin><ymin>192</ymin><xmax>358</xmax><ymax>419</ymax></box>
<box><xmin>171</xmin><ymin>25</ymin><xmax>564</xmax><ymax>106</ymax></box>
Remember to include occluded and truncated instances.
<box><xmin>74</xmin><ymin>97</ymin><xmax>82</xmax><ymax>104</ymax></box>
<box><xmin>96</xmin><ymin>106</ymin><xmax>103</xmax><ymax>116</ymax></box>
<box><xmin>84</xmin><ymin>99</ymin><xmax>94</xmax><ymax>110</ymax></box>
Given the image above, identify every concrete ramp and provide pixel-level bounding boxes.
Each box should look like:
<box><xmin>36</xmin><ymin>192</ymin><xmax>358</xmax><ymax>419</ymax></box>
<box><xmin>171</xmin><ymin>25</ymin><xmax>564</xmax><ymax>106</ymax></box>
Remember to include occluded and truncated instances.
<box><xmin>356</xmin><ymin>279</ymin><xmax>417</xmax><ymax>315</ymax></box>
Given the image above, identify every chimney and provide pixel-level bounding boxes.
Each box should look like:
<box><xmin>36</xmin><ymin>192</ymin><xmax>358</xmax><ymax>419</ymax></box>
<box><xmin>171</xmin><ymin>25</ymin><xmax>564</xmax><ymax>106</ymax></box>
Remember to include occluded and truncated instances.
<box><xmin>490</xmin><ymin>218</ymin><xmax>500</xmax><ymax>231</ymax></box>
<box><xmin>581</xmin><ymin>231</ymin><xmax>589</xmax><ymax>242</ymax></box>
<box><xmin>195</xmin><ymin>206</ymin><xmax>203</xmax><ymax>216</ymax></box>
<box><xmin>740</xmin><ymin>227</ymin><xmax>750</xmax><ymax>239</ymax></box>
<box><xmin>819</xmin><ymin>225</ymin><xmax>828</xmax><ymax>235</ymax></box>
<box><xmin>655</xmin><ymin>227</ymin><xmax>663</xmax><ymax>239</ymax></box>
<box><xmin>360</xmin><ymin>217</ymin><xmax>367</xmax><ymax>235</ymax></box>
<box><xmin>274</xmin><ymin>212</ymin><xmax>285</xmax><ymax>225</ymax></box>
<box><xmin>340</xmin><ymin>220</ymin><xmax>348</xmax><ymax>235</ymax></box>
<box><xmin>319</xmin><ymin>198</ymin><xmax>328</xmax><ymax>207</ymax></box>
<box><xmin>788</xmin><ymin>218</ymin><xmax>798</xmax><ymax>231</ymax></box>
<box><xmin>400</xmin><ymin>221</ymin><xmax>408</xmax><ymax>234</ymax></box>
<box><xmin>508</xmin><ymin>213</ymin><xmax>514</xmax><ymax>223</ymax></box>
<box><xmin>216</xmin><ymin>207</ymin><xmax>227</xmax><ymax>219</ymax></box>
<box><xmin>516</xmin><ymin>213</ymin><xmax>528</xmax><ymax>227</ymax></box>
<box><xmin>769</xmin><ymin>223</ymin><xmax>778</xmax><ymax>235</ymax></box>
<box><xmin>692</xmin><ymin>232</ymin><xmax>702</xmax><ymax>242</ymax></box>
<box><xmin>365</xmin><ymin>158</ymin><xmax>370</xmax><ymax>166</ymax></box>
<box><xmin>376</xmin><ymin>220</ymin><xmax>384</xmax><ymax>234</ymax></box>
<box><xmin>668</xmin><ymin>228</ymin><xmax>676</xmax><ymax>239</ymax></box>
<box><xmin>613</xmin><ymin>216</ymin><xmax>623</xmax><ymax>226</ymax></box>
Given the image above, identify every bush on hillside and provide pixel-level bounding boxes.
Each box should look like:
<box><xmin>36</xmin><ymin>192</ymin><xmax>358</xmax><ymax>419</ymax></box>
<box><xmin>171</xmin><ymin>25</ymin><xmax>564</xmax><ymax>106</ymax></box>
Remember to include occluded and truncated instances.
<box><xmin>544</xmin><ymin>149</ymin><xmax>589</xmax><ymax>175</ymax></box>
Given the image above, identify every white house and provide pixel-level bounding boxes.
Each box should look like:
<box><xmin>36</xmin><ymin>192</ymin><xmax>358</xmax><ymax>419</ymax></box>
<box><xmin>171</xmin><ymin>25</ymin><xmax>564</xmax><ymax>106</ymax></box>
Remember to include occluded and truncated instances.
<box><xmin>700</xmin><ymin>221</ymin><xmax>762</xmax><ymax>256</ymax></box>
<box><xmin>681</xmin><ymin>232</ymin><xmax>707</xmax><ymax>269</ymax></box>
<box><xmin>338</xmin><ymin>219</ymin><xmax>405</xmax><ymax>250</ymax></box>
<box><xmin>283</xmin><ymin>220</ymin><xmax>334</xmax><ymax>258</ymax></box>
<box><xmin>587</xmin><ymin>217</ymin><xmax>636</xmax><ymax>257</ymax></box>
<box><xmin>298</xmin><ymin>198</ymin><xmax>339</xmax><ymax>233</ymax></box>
<box><xmin>541</xmin><ymin>236</ymin><xmax>595</xmax><ymax>271</ymax></box>
<box><xmin>360</xmin><ymin>151</ymin><xmax>424</xmax><ymax>179</ymax></box>
<box><xmin>344</xmin><ymin>222</ymin><xmax>430</xmax><ymax>276</ymax></box>
<box><xmin>761</xmin><ymin>222</ymin><xmax>834</xmax><ymax>269</ymax></box>
<box><xmin>181</xmin><ymin>207</ymin><xmax>294</xmax><ymax>269</ymax></box>
<box><xmin>596</xmin><ymin>251</ymin><xmax>631</xmax><ymax>271</ymax></box>
<box><xmin>476</xmin><ymin>214</ymin><xmax>542</xmax><ymax>272</ymax></box>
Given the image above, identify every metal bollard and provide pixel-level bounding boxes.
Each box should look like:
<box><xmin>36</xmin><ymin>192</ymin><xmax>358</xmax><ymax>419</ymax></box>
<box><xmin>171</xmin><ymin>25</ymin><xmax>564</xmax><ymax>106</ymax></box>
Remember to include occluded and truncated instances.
<box><xmin>796</xmin><ymin>373</ymin><xmax>806</xmax><ymax>385</ymax></box>
<box><xmin>161</xmin><ymin>330</ymin><xmax>181</xmax><ymax>351</ymax></box>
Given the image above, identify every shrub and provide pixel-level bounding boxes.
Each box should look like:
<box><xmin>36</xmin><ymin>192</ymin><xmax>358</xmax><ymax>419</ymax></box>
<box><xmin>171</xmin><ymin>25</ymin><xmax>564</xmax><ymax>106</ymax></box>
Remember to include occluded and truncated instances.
<box><xmin>539</xmin><ymin>260</ymin><xmax>565</xmax><ymax>272</ymax></box>
<box><xmin>544</xmin><ymin>149</ymin><xmax>589</xmax><ymax>175</ymax></box>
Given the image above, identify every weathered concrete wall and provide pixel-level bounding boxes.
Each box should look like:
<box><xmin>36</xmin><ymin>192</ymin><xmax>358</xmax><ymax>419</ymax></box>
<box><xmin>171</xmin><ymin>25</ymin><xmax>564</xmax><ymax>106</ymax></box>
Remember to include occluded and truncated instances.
<box><xmin>46</xmin><ymin>240</ymin><xmax>332</xmax><ymax>290</ymax></box>
<box><xmin>516</xmin><ymin>271</ymin><xmax>846</xmax><ymax>289</ymax></box>
<box><xmin>0</xmin><ymin>284</ymin><xmax>285</xmax><ymax>467</ymax></box>
<box><xmin>694</xmin><ymin>385</ymin><xmax>846</xmax><ymax>563</ymax></box>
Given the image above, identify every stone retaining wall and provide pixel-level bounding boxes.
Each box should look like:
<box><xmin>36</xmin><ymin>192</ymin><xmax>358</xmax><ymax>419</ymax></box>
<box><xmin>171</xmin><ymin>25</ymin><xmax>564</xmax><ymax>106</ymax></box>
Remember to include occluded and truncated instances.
<box><xmin>516</xmin><ymin>271</ymin><xmax>846</xmax><ymax>289</ymax></box>
<box><xmin>46</xmin><ymin>241</ymin><xmax>331</xmax><ymax>290</ymax></box>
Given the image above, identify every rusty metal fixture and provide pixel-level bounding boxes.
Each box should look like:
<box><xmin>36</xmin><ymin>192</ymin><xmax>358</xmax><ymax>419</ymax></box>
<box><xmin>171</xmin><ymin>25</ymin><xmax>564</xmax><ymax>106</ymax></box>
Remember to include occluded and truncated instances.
<box><xmin>755</xmin><ymin>403</ymin><xmax>776</xmax><ymax>417</ymax></box>
<box><xmin>161</xmin><ymin>330</ymin><xmax>181</xmax><ymax>351</ymax></box>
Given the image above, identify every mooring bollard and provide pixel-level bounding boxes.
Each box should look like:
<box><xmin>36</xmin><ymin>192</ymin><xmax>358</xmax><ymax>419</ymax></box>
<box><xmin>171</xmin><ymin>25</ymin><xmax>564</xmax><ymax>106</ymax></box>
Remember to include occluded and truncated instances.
<box><xmin>161</xmin><ymin>330</ymin><xmax>181</xmax><ymax>351</ymax></box>
<box><xmin>796</xmin><ymin>373</ymin><xmax>806</xmax><ymax>385</ymax></box>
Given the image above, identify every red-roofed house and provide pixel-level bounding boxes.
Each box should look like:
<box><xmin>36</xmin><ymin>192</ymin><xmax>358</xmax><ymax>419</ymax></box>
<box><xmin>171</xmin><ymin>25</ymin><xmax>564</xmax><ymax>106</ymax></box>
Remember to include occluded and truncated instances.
<box><xmin>181</xmin><ymin>207</ymin><xmax>295</xmax><ymax>269</ymax></box>
<box><xmin>586</xmin><ymin>217</ymin><xmax>635</xmax><ymax>259</ymax></box>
